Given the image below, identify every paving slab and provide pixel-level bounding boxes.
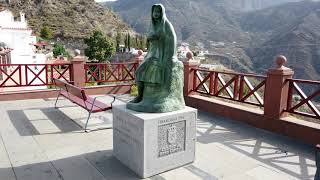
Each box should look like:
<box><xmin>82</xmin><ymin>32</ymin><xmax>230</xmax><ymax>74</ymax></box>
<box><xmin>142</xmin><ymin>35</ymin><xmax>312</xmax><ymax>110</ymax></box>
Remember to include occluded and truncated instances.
<box><xmin>0</xmin><ymin>95</ymin><xmax>316</xmax><ymax>180</ymax></box>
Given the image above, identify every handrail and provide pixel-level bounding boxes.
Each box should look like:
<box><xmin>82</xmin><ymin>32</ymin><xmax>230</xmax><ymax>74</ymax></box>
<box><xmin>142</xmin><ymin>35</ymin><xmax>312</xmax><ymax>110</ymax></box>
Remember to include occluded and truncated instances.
<box><xmin>191</xmin><ymin>68</ymin><xmax>266</xmax><ymax>107</ymax></box>
<box><xmin>84</xmin><ymin>62</ymin><xmax>138</xmax><ymax>83</ymax></box>
<box><xmin>0</xmin><ymin>63</ymin><xmax>73</xmax><ymax>87</ymax></box>
<box><xmin>191</xmin><ymin>67</ymin><xmax>267</xmax><ymax>78</ymax></box>
<box><xmin>85</xmin><ymin>61</ymin><xmax>138</xmax><ymax>65</ymax></box>
<box><xmin>287</xmin><ymin>78</ymin><xmax>320</xmax><ymax>84</ymax></box>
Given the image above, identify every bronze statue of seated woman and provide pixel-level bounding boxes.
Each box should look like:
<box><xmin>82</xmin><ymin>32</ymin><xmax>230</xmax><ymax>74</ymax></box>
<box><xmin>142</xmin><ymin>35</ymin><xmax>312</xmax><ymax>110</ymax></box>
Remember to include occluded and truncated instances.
<box><xmin>127</xmin><ymin>4</ymin><xmax>185</xmax><ymax>113</ymax></box>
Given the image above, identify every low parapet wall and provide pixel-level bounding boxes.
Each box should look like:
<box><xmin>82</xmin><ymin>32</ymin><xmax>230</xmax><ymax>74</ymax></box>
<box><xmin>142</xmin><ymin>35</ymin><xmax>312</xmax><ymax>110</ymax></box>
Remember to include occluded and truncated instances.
<box><xmin>186</xmin><ymin>94</ymin><xmax>320</xmax><ymax>145</ymax></box>
<box><xmin>0</xmin><ymin>84</ymin><xmax>131</xmax><ymax>101</ymax></box>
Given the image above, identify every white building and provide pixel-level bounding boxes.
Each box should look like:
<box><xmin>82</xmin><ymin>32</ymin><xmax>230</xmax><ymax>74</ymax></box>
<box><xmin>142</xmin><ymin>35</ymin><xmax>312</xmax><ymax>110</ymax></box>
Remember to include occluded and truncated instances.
<box><xmin>0</xmin><ymin>9</ymin><xmax>46</xmax><ymax>91</ymax></box>
<box><xmin>0</xmin><ymin>9</ymin><xmax>38</xmax><ymax>63</ymax></box>
<box><xmin>199</xmin><ymin>64</ymin><xmax>226</xmax><ymax>71</ymax></box>
<box><xmin>178</xmin><ymin>42</ymin><xmax>191</xmax><ymax>59</ymax></box>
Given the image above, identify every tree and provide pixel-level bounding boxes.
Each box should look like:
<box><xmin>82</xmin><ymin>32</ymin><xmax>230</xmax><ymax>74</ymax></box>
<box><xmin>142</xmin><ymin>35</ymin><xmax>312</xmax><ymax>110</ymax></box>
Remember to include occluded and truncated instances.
<box><xmin>124</xmin><ymin>34</ymin><xmax>128</xmax><ymax>49</ymax></box>
<box><xmin>115</xmin><ymin>31</ymin><xmax>122</xmax><ymax>52</ymax></box>
<box><xmin>127</xmin><ymin>33</ymin><xmax>131</xmax><ymax>52</ymax></box>
<box><xmin>131</xmin><ymin>36</ymin><xmax>136</xmax><ymax>49</ymax></box>
<box><xmin>139</xmin><ymin>35</ymin><xmax>147</xmax><ymax>50</ymax></box>
<box><xmin>135</xmin><ymin>36</ymin><xmax>139</xmax><ymax>49</ymax></box>
<box><xmin>40</xmin><ymin>26</ymin><xmax>53</xmax><ymax>40</ymax></box>
<box><xmin>53</xmin><ymin>42</ymin><xmax>68</xmax><ymax>58</ymax></box>
<box><xmin>84</xmin><ymin>30</ymin><xmax>115</xmax><ymax>62</ymax></box>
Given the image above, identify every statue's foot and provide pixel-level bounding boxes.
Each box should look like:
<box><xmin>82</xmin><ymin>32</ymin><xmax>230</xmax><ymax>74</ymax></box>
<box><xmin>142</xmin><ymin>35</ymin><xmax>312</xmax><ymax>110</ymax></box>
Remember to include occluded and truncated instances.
<box><xmin>129</xmin><ymin>95</ymin><xmax>142</xmax><ymax>103</ymax></box>
<box><xmin>126</xmin><ymin>101</ymin><xmax>143</xmax><ymax>111</ymax></box>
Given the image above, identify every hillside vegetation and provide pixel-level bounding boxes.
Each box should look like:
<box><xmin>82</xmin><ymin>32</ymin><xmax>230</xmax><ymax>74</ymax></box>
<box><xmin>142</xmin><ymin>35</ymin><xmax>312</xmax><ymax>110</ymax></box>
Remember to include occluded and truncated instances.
<box><xmin>7</xmin><ymin>0</ymin><xmax>133</xmax><ymax>46</ymax></box>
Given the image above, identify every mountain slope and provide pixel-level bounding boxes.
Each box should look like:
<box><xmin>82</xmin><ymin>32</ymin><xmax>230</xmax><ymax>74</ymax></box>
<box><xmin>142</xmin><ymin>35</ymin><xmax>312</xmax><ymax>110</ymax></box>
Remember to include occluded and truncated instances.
<box><xmin>7</xmin><ymin>0</ymin><xmax>133</xmax><ymax>41</ymax></box>
<box><xmin>105</xmin><ymin>0</ymin><xmax>250</xmax><ymax>44</ymax></box>
<box><xmin>246</xmin><ymin>4</ymin><xmax>320</xmax><ymax>80</ymax></box>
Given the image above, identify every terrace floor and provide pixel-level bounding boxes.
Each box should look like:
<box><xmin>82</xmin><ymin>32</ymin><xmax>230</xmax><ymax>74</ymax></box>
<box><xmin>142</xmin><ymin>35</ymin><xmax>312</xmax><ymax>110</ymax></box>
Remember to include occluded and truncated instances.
<box><xmin>0</xmin><ymin>95</ymin><xmax>316</xmax><ymax>180</ymax></box>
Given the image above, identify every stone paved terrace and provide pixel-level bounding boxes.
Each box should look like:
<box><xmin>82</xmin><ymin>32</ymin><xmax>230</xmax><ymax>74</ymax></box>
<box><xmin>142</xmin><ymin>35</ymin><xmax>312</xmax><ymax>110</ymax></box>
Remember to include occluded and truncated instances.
<box><xmin>0</xmin><ymin>95</ymin><xmax>316</xmax><ymax>180</ymax></box>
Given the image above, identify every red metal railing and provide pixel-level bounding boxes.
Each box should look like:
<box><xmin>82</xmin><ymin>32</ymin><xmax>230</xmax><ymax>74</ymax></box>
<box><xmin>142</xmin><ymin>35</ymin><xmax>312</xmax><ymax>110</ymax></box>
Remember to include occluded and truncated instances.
<box><xmin>84</xmin><ymin>62</ymin><xmax>138</xmax><ymax>83</ymax></box>
<box><xmin>191</xmin><ymin>68</ymin><xmax>267</xmax><ymax>107</ymax></box>
<box><xmin>286</xmin><ymin>78</ymin><xmax>320</xmax><ymax>119</ymax></box>
<box><xmin>0</xmin><ymin>64</ymin><xmax>72</xmax><ymax>87</ymax></box>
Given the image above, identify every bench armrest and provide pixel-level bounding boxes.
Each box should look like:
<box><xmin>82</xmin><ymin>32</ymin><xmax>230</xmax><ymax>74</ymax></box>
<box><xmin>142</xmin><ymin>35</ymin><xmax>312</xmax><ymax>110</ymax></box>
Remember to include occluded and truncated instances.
<box><xmin>91</xmin><ymin>95</ymin><xmax>116</xmax><ymax>111</ymax></box>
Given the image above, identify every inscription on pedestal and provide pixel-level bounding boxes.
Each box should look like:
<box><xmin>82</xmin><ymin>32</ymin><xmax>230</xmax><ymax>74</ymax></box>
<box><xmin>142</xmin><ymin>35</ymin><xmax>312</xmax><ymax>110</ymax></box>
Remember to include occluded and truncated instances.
<box><xmin>113</xmin><ymin>105</ymin><xmax>197</xmax><ymax>178</ymax></box>
<box><xmin>158</xmin><ymin>120</ymin><xmax>186</xmax><ymax>157</ymax></box>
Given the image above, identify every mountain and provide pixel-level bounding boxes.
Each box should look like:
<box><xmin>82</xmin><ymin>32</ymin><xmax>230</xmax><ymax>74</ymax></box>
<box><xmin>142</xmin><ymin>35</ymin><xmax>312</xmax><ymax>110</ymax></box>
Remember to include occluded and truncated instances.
<box><xmin>103</xmin><ymin>0</ymin><xmax>306</xmax><ymax>44</ymax></box>
<box><xmin>104</xmin><ymin>0</ymin><xmax>249</xmax><ymax>44</ymax></box>
<box><xmin>105</xmin><ymin>0</ymin><xmax>320</xmax><ymax>80</ymax></box>
<box><xmin>243</xmin><ymin>2</ymin><xmax>320</xmax><ymax>80</ymax></box>
<box><xmin>234</xmin><ymin>0</ymin><xmax>301</xmax><ymax>11</ymax></box>
<box><xmin>4</xmin><ymin>0</ymin><xmax>133</xmax><ymax>48</ymax></box>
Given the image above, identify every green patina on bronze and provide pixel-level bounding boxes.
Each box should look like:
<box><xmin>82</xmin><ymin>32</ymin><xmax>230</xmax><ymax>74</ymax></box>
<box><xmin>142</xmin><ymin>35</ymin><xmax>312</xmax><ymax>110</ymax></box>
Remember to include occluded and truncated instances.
<box><xmin>127</xmin><ymin>4</ymin><xmax>185</xmax><ymax>113</ymax></box>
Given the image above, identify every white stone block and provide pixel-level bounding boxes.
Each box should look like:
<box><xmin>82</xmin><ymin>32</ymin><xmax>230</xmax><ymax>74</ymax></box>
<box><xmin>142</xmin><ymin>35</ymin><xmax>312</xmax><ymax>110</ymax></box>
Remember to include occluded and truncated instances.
<box><xmin>112</xmin><ymin>105</ymin><xmax>197</xmax><ymax>178</ymax></box>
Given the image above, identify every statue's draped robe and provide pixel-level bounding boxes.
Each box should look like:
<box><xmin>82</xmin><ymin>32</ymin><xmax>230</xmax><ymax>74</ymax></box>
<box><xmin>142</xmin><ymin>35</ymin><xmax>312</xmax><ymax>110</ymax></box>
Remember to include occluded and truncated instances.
<box><xmin>127</xmin><ymin>4</ymin><xmax>185</xmax><ymax>113</ymax></box>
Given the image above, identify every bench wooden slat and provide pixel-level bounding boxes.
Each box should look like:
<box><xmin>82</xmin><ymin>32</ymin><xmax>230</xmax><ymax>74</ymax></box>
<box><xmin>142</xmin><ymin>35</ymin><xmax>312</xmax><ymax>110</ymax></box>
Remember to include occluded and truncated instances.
<box><xmin>71</xmin><ymin>96</ymin><xmax>112</xmax><ymax>113</ymax></box>
<box><xmin>53</xmin><ymin>78</ymin><xmax>114</xmax><ymax>132</ymax></box>
<box><xmin>86</xmin><ymin>97</ymin><xmax>112</xmax><ymax>111</ymax></box>
<box><xmin>65</xmin><ymin>84</ymin><xmax>87</xmax><ymax>101</ymax></box>
<box><xmin>54</xmin><ymin>79</ymin><xmax>68</xmax><ymax>91</ymax></box>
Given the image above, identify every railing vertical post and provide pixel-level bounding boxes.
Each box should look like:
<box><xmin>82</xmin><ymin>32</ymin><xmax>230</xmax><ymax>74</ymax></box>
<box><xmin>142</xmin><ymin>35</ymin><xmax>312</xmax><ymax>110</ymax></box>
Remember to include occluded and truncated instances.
<box><xmin>209</xmin><ymin>72</ymin><xmax>214</xmax><ymax>95</ymax></box>
<box><xmin>25</xmin><ymin>65</ymin><xmax>28</xmax><ymax>86</ymax></box>
<box><xmin>183</xmin><ymin>52</ymin><xmax>200</xmax><ymax>96</ymax></box>
<box><xmin>71</xmin><ymin>55</ymin><xmax>86</xmax><ymax>88</ymax></box>
<box><xmin>264</xmin><ymin>55</ymin><xmax>294</xmax><ymax>119</ymax></box>
<box><xmin>45</xmin><ymin>65</ymin><xmax>48</xmax><ymax>85</ymax></box>
<box><xmin>287</xmin><ymin>80</ymin><xmax>294</xmax><ymax>112</ymax></box>
<box><xmin>234</xmin><ymin>75</ymin><xmax>239</xmax><ymax>100</ymax></box>
<box><xmin>192</xmin><ymin>69</ymin><xmax>197</xmax><ymax>91</ymax></box>
<box><xmin>121</xmin><ymin>64</ymin><xmax>124</xmax><ymax>81</ymax></box>
<box><xmin>99</xmin><ymin>64</ymin><xmax>102</xmax><ymax>82</ymax></box>
<box><xmin>134</xmin><ymin>50</ymin><xmax>144</xmax><ymax>65</ymax></box>
<box><xmin>84</xmin><ymin>65</ymin><xmax>88</xmax><ymax>83</ymax></box>
<box><xmin>103</xmin><ymin>64</ymin><xmax>107</xmax><ymax>81</ymax></box>
<box><xmin>18</xmin><ymin>65</ymin><xmax>22</xmax><ymax>86</ymax></box>
<box><xmin>117</xmin><ymin>64</ymin><xmax>121</xmax><ymax>81</ymax></box>
<box><xmin>213</xmin><ymin>73</ymin><xmax>218</xmax><ymax>95</ymax></box>
<box><xmin>239</xmin><ymin>76</ymin><xmax>244</xmax><ymax>101</ymax></box>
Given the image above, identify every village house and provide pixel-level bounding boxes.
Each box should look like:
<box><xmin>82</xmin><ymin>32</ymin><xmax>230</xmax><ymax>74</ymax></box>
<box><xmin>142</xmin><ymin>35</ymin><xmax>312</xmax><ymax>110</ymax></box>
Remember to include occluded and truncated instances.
<box><xmin>0</xmin><ymin>8</ymin><xmax>46</xmax><ymax>91</ymax></box>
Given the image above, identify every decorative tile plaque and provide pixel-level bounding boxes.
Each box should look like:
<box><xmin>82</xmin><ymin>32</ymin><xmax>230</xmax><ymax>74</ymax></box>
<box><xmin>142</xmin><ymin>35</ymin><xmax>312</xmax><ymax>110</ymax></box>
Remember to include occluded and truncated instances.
<box><xmin>158</xmin><ymin>120</ymin><xmax>186</xmax><ymax>157</ymax></box>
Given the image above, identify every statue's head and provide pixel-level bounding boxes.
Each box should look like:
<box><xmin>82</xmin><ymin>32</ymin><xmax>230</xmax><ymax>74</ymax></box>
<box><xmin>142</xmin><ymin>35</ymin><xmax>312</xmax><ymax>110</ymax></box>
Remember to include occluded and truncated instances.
<box><xmin>151</xmin><ymin>4</ymin><xmax>166</xmax><ymax>22</ymax></box>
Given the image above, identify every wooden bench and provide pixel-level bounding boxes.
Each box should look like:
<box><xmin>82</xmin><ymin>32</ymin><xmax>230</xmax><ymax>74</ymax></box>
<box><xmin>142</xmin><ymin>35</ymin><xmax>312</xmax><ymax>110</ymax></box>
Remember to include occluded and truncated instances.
<box><xmin>53</xmin><ymin>78</ymin><xmax>115</xmax><ymax>132</ymax></box>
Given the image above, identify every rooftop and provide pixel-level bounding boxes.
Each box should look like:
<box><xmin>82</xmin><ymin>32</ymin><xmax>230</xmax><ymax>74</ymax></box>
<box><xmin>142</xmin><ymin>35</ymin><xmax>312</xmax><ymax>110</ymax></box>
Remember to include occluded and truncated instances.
<box><xmin>0</xmin><ymin>94</ymin><xmax>315</xmax><ymax>180</ymax></box>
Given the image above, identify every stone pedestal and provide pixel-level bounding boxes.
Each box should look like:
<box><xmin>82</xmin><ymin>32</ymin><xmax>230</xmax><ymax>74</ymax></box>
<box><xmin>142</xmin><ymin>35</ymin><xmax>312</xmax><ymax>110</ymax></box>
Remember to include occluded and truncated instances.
<box><xmin>112</xmin><ymin>105</ymin><xmax>197</xmax><ymax>178</ymax></box>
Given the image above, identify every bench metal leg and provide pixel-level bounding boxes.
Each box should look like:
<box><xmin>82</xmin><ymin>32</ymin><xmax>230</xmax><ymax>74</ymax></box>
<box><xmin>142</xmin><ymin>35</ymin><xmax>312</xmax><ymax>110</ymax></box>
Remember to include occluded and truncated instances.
<box><xmin>54</xmin><ymin>93</ymin><xmax>60</xmax><ymax>109</ymax></box>
<box><xmin>84</xmin><ymin>112</ymin><xmax>92</xmax><ymax>132</ymax></box>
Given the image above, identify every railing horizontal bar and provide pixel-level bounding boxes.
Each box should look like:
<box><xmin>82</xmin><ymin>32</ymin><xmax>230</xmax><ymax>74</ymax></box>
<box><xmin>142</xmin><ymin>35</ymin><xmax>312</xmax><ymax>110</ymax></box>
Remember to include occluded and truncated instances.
<box><xmin>86</xmin><ymin>80</ymin><xmax>135</xmax><ymax>83</ymax></box>
<box><xmin>287</xmin><ymin>78</ymin><xmax>320</xmax><ymax>84</ymax></box>
<box><xmin>84</xmin><ymin>62</ymin><xmax>138</xmax><ymax>65</ymax></box>
<box><xmin>192</xmin><ymin>90</ymin><xmax>263</xmax><ymax>107</ymax></box>
<box><xmin>191</xmin><ymin>68</ymin><xmax>266</xmax><ymax>78</ymax></box>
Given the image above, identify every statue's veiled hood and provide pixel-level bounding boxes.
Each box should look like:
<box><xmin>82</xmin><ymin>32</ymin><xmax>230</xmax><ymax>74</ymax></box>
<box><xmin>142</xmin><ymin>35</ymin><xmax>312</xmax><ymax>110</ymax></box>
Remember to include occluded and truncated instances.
<box><xmin>151</xmin><ymin>3</ymin><xmax>168</xmax><ymax>29</ymax></box>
